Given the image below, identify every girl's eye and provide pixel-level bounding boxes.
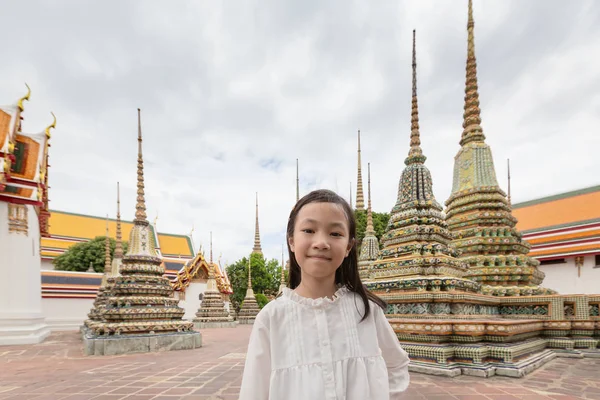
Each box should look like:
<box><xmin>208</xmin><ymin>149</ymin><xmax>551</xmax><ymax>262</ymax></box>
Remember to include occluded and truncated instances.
<box><xmin>331</xmin><ymin>232</ymin><xmax>343</xmax><ymax>237</ymax></box>
<box><xmin>301</xmin><ymin>229</ymin><xmax>314</xmax><ymax>234</ymax></box>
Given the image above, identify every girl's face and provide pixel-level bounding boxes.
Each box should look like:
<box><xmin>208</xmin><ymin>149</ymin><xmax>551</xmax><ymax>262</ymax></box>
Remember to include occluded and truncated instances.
<box><xmin>289</xmin><ymin>202</ymin><xmax>353</xmax><ymax>283</ymax></box>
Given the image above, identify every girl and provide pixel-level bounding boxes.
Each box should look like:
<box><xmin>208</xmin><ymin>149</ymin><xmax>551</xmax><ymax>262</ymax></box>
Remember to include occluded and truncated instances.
<box><xmin>239</xmin><ymin>189</ymin><xmax>410</xmax><ymax>400</ymax></box>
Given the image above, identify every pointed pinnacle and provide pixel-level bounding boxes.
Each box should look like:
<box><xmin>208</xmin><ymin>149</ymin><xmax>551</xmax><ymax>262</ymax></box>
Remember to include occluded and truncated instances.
<box><xmin>366</xmin><ymin>163</ymin><xmax>374</xmax><ymax>233</ymax></box>
<box><xmin>460</xmin><ymin>0</ymin><xmax>486</xmax><ymax>146</ymax></box>
<box><xmin>134</xmin><ymin>108</ymin><xmax>148</xmax><ymax>222</ymax></box>
<box><xmin>114</xmin><ymin>182</ymin><xmax>123</xmax><ymax>259</ymax></box>
<box><xmin>355</xmin><ymin>130</ymin><xmax>365</xmax><ymax>210</ymax></box>
<box><xmin>405</xmin><ymin>29</ymin><xmax>426</xmax><ymax>165</ymax></box>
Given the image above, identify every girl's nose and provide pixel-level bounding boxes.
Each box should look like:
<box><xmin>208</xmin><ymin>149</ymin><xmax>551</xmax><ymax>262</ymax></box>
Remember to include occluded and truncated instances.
<box><xmin>312</xmin><ymin>234</ymin><xmax>330</xmax><ymax>249</ymax></box>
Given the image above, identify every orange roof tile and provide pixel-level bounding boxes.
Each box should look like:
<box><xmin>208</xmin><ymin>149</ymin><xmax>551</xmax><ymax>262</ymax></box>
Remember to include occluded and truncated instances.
<box><xmin>513</xmin><ymin>186</ymin><xmax>600</xmax><ymax>233</ymax></box>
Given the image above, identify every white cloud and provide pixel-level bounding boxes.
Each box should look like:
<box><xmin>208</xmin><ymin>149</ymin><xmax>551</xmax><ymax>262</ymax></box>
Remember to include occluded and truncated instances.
<box><xmin>2</xmin><ymin>0</ymin><xmax>599</xmax><ymax>264</ymax></box>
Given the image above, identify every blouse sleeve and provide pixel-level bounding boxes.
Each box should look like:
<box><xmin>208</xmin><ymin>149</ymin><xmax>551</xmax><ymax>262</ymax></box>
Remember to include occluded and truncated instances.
<box><xmin>239</xmin><ymin>317</ymin><xmax>271</xmax><ymax>400</ymax></box>
<box><xmin>373</xmin><ymin>305</ymin><xmax>410</xmax><ymax>397</ymax></box>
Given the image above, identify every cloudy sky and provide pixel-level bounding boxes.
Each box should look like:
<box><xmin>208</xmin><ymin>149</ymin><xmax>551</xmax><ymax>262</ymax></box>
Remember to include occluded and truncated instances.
<box><xmin>2</xmin><ymin>0</ymin><xmax>599</xmax><ymax>264</ymax></box>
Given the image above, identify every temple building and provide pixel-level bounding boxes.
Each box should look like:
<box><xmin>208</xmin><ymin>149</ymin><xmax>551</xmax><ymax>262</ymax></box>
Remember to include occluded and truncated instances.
<box><xmin>513</xmin><ymin>185</ymin><xmax>600</xmax><ymax>294</ymax></box>
<box><xmin>0</xmin><ymin>86</ymin><xmax>53</xmax><ymax>345</ymax></box>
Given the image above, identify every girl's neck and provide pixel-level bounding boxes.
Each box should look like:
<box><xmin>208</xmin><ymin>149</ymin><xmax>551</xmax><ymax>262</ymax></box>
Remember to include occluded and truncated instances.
<box><xmin>294</xmin><ymin>274</ymin><xmax>339</xmax><ymax>300</ymax></box>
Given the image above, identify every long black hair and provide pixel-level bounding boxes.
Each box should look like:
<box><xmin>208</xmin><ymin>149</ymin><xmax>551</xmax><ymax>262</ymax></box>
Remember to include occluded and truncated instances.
<box><xmin>286</xmin><ymin>189</ymin><xmax>386</xmax><ymax>321</ymax></box>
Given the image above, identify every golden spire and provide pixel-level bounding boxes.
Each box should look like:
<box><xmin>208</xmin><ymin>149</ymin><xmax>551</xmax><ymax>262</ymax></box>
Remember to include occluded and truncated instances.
<box><xmin>134</xmin><ymin>108</ymin><xmax>148</xmax><ymax>223</ymax></box>
<box><xmin>405</xmin><ymin>30</ymin><xmax>427</xmax><ymax>165</ymax></box>
<box><xmin>252</xmin><ymin>193</ymin><xmax>263</xmax><ymax>255</ymax></box>
<box><xmin>45</xmin><ymin>113</ymin><xmax>57</xmax><ymax>138</ymax></box>
<box><xmin>17</xmin><ymin>83</ymin><xmax>31</xmax><ymax>112</ymax></box>
<box><xmin>507</xmin><ymin>158</ymin><xmax>512</xmax><ymax>205</ymax></box>
<box><xmin>355</xmin><ymin>130</ymin><xmax>365</xmax><ymax>210</ymax></box>
<box><xmin>210</xmin><ymin>231</ymin><xmax>213</xmax><ymax>264</ymax></box>
<box><xmin>247</xmin><ymin>256</ymin><xmax>252</xmax><ymax>289</ymax></box>
<box><xmin>366</xmin><ymin>163</ymin><xmax>375</xmax><ymax>234</ymax></box>
<box><xmin>104</xmin><ymin>215</ymin><xmax>111</xmax><ymax>273</ymax></box>
<box><xmin>460</xmin><ymin>0</ymin><xmax>486</xmax><ymax>146</ymax></box>
<box><xmin>114</xmin><ymin>182</ymin><xmax>123</xmax><ymax>259</ymax></box>
<box><xmin>296</xmin><ymin>158</ymin><xmax>299</xmax><ymax>202</ymax></box>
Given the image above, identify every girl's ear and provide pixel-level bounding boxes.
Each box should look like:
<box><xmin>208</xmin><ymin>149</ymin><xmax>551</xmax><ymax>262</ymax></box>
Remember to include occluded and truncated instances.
<box><xmin>288</xmin><ymin>236</ymin><xmax>295</xmax><ymax>252</ymax></box>
<box><xmin>346</xmin><ymin>238</ymin><xmax>354</xmax><ymax>257</ymax></box>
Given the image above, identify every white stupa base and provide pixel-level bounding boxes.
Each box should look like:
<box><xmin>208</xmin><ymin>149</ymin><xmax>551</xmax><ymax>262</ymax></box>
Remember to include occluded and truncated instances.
<box><xmin>0</xmin><ymin>312</ymin><xmax>50</xmax><ymax>345</ymax></box>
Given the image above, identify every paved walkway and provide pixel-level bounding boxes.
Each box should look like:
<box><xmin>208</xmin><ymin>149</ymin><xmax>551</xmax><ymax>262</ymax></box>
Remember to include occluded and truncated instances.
<box><xmin>0</xmin><ymin>326</ymin><xmax>598</xmax><ymax>399</ymax></box>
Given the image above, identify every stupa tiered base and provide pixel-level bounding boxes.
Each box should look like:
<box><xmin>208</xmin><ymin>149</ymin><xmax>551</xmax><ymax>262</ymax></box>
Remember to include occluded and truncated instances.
<box><xmin>373</xmin><ymin>290</ymin><xmax>600</xmax><ymax>377</ymax></box>
<box><xmin>193</xmin><ymin>291</ymin><xmax>236</xmax><ymax>329</ymax></box>
<box><xmin>83</xmin><ymin>330</ymin><xmax>202</xmax><ymax>356</ymax></box>
<box><xmin>238</xmin><ymin>290</ymin><xmax>260</xmax><ymax>325</ymax></box>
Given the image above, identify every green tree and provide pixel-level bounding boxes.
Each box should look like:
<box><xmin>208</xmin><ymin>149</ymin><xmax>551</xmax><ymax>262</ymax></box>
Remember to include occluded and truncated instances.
<box><xmin>255</xmin><ymin>293</ymin><xmax>269</xmax><ymax>309</ymax></box>
<box><xmin>53</xmin><ymin>236</ymin><xmax>129</xmax><ymax>272</ymax></box>
<box><xmin>226</xmin><ymin>253</ymin><xmax>285</xmax><ymax>313</ymax></box>
<box><xmin>355</xmin><ymin>209</ymin><xmax>390</xmax><ymax>249</ymax></box>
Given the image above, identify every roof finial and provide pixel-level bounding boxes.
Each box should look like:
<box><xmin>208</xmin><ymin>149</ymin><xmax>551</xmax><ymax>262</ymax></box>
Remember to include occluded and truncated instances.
<box><xmin>114</xmin><ymin>182</ymin><xmax>123</xmax><ymax>259</ymax></box>
<box><xmin>507</xmin><ymin>158</ymin><xmax>512</xmax><ymax>206</ymax></box>
<box><xmin>405</xmin><ymin>30</ymin><xmax>426</xmax><ymax>165</ymax></box>
<box><xmin>210</xmin><ymin>231</ymin><xmax>213</xmax><ymax>264</ymax></box>
<box><xmin>355</xmin><ymin>130</ymin><xmax>365</xmax><ymax>210</ymax></box>
<box><xmin>296</xmin><ymin>158</ymin><xmax>300</xmax><ymax>202</ymax></box>
<box><xmin>45</xmin><ymin>112</ymin><xmax>57</xmax><ymax>138</ymax></box>
<box><xmin>134</xmin><ymin>108</ymin><xmax>148</xmax><ymax>222</ymax></box>
<box><xmin>366</xmin><ymin>163</ymin><xmax>375</xmax><ymax>234</ymax></box>
<box><xmin>17</xmin><ymin>83</ymin><xmax>31</xmax><ymax>112</ymax></box>
<box><xmin>252</xmin><ymin>193</ymin><xmax>263</xmax><ymax>255</ymax></box>
<box><xmin>460</xmin><ymin>0</ymin><xmax>486</xmax><ymax>146</ymax></box>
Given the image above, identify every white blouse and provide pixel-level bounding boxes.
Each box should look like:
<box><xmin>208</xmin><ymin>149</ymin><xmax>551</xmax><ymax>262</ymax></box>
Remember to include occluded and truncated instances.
<box><xmin>239</xmin><ymin>286</ymin><xmax>410</xmax><ymax>400</ymax></box>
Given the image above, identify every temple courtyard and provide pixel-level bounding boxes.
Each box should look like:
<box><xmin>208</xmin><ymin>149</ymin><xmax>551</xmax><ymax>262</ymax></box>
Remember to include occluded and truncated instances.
<box><xmin>0</xmin><ymin>327</ymin><xmax>597</xmax><ymax>400</ymax></box>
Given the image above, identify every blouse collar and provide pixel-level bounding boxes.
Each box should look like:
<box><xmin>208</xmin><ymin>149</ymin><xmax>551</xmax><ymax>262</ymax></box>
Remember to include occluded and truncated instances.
<box><xmin>282</xmin><ymin>285</ymin><xmax>350</xmax><ymax>308</ymax></box>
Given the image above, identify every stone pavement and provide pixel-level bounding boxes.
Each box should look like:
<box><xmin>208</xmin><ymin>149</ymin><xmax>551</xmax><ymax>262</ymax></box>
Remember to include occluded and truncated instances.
<box><xmin>0</xmin><ymin>326</ymin><xmax>598</xmax><ymax>400</ymax></box>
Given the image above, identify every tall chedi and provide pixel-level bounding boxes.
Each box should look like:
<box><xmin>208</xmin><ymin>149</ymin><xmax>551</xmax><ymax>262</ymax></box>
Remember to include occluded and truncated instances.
<box><xmin>252</xmin><ymin>193</ymin><xmax>263</xmax><ymax>255</ymax></box>
<box><xmin>368</xmin><ymin>30</ymin><xmax>477</xmax><ymax>294</ymax></box>
<box><xmin>84</xmin><ymin>109</ymin><xmax>200</xmax><ymax>355</ymax></box>
<box><xmin>358</xmin><ymin>163</ymin><xmax>379</xmax><ymax>280</ymax></box>
<box><xmin>193</xmin><ymin>232</ymin><xmax>235</xmax><ymax>328</ymax></box>
<box><xmin>355</xmin><ymin>130</ymin><xmax>365</xmax><ymax>210</ymax></box>
<box><xmin>444</xmin><ymin>0</ymin><xmax>554</xmax><ymax>296</ymax></box>
<box><xmin>238</xmin><ymin>256</ymin><xmax>259</xmax><ymax>324</ymax></box>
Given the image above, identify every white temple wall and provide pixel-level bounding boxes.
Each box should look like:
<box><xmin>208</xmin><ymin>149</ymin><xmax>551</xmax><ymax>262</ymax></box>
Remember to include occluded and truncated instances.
<box><xmin>179</xmin><ymin>281</ymin><xmax>207</xmax><ymax>320</ymax></box>
<box><xmin>41</xmin><ymin>259</ymin><xmax>55</xmax><ymax>270</ymax></box>
<box><xmin>0</xmin><ymin>203</ymin><xmax>50</xmax><ymax>345</ymax></box>
<box><xmin>539</xmin><ymin>255</ymin><xmax>600</xmax><ymax>294</ymax></box>
<box><xmin>41</xmin><ymin>297</ymin><xmax>94</xmax><ymax>331</ymax></box>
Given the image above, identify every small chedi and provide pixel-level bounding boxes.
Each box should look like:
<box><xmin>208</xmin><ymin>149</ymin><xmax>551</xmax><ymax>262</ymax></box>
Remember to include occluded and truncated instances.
<box><xmin>358</xmin><ymin>163</ymin><xmax>380</xmax><ymax>280</ymax></box>
<box><xmin>84</xmin><ymin>186</ymin><xmax>124</xmax><ymax>329</ymax></box>
<box><xmin>83</xmin><ymin>109</ymin><xmax>200</xmax><ymax>355</ymax></box>
<box><xmin>366</xmin><ymin>3</ymin><xmax>599</xmax><ymax>378</ymax></box>
<box><xmin>84</xmin><ymin>220</ymin><xmax>114</xmax><ymax>326</ymax></box>
<box><xmin>237</xmin><ymin>257</ymin><xmax>260</xmax><ymax>324</ymax></box>
<box><xmin>193</xmin><ymin>234</ymin><xmax>235</xmax><ymax>328</ymax></box>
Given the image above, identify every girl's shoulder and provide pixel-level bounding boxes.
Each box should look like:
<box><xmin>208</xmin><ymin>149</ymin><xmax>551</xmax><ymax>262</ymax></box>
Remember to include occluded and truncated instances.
<box><xmin>252</xmin><ymin>294</ymin><xmax>290</xmax><ymax>326</ymax></box>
